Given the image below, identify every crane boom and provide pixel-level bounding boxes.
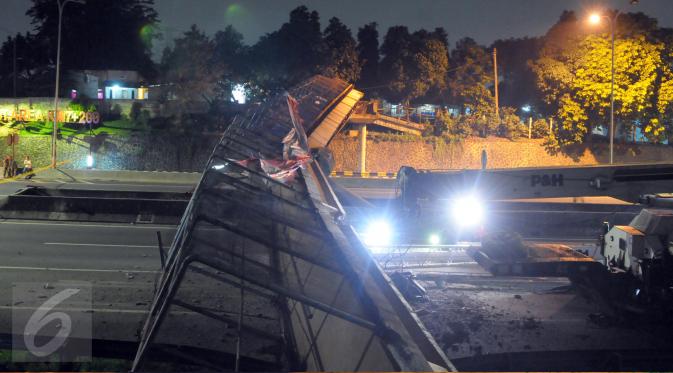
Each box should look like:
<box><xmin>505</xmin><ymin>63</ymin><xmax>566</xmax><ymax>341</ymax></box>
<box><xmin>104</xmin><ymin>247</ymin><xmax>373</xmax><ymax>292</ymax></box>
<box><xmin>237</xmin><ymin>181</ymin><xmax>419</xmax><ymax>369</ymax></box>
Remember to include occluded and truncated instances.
<box><xmin>398</xmin><ymin>163</ymin><xmax>673</xmax><ymax>211</ymax></box>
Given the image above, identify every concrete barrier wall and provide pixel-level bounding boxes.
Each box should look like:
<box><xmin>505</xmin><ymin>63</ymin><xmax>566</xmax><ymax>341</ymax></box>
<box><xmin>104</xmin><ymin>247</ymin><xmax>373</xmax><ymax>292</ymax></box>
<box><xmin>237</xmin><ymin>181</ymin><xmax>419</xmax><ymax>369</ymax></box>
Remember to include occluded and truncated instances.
<box><xmin>0</xmin><ymin>134</ymin><xmax>219</xmax><ymax>171</ymax></box>
<box><xmin>328</xmin><ymin>135</ymin><xmax>673</xmax><ymax>172</ymax></box>
<box><xmin>4</xmin><ymin>133</ymin><xmax>673</xmax><ymax>173</ymax></box>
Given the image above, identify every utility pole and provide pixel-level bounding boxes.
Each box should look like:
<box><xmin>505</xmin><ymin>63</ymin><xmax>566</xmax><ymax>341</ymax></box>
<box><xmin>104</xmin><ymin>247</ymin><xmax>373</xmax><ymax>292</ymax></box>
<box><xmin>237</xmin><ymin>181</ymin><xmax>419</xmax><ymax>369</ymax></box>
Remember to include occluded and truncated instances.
<box><xmin>12</xmin><ymin>33</ymin><xmax>17</xmax><ymax>98</ymax></box>
<box><xmin>609</xmin><ymin>15</ymin><xmax>616</xmax><ymax>164</ymax></box>
<box><xmin>493</xmin><ymin>48</ymin><xmax>499</xmax><ymax>119</ymax></box>
<box><xmin>52</xmin><ymin>0</ymin><xmax>85</xmax><ymax>169</ymax></box>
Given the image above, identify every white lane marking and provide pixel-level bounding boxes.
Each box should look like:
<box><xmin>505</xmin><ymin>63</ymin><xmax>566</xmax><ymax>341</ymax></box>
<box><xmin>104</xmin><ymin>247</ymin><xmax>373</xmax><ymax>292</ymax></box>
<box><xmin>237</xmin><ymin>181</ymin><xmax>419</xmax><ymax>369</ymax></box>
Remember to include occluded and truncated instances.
<box><xmin>44</xmin><ymin>242</ymin><xmax>156</xmax><ymax>248</ymax></box>
<box><xmin>1</xmin><ymin>305</ymin><xmax>151</xmax><ymax>314</ymax></box>
<box><xmin>3</xmin><ymin>180</ymin><xmax>195</xmax><ymax>188</ymax></box>
<box><xmin>0</xmin><ymin>221</ymin><xmax>176</xmax><ymax>229</ymax></box>
<box><xmin>0</xmin><ymin>265</ymin><xmax>158</xmax><ymax>273</ymax></box>
<box><xmin>0</xmin><ymin>220</ymin><xmax>217</xmax><ymax>232</ymax></box>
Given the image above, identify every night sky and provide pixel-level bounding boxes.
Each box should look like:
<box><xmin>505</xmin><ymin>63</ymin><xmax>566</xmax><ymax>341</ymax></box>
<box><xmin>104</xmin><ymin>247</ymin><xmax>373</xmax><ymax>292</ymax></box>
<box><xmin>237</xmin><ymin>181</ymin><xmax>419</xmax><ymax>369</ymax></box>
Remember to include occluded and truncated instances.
<box><xmin>2</xmin><ymin>0</ymin><xmax>673</xmax><ymax>58</ymax></box>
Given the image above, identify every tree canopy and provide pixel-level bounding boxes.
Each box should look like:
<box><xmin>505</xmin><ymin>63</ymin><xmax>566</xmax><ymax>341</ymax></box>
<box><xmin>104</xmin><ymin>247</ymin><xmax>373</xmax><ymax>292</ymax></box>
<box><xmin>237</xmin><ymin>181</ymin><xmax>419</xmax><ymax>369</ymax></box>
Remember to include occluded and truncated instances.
<box><xmin>321</xmin><ymin>17</ymin><xmax>361</xmax><ymax>83</ymax></box>
<box><xmin>26</xmin><ymin>0</ymin><xmax>159</xmax><ymax>78</ymax></box>
<box><xmin>531</xmin><ymin>11</ymin><xmax>673</xmax><ymax>146</ymax></box>
<box><xmin>379</xmin><ymin>27</ymin><xmax>449</xmax><ymax>104</ymax></box>
<box><xmin>356</xmin><ymin>22</ymin><xmax>379</xmax><ymax>91</ymax></box>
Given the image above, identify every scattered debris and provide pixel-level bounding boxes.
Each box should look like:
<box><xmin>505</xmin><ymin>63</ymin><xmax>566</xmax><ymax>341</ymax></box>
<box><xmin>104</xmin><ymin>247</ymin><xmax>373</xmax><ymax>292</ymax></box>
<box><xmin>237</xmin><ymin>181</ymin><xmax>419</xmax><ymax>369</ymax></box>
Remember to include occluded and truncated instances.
<box><xmin>588</xmin><ymin>313</ymin><xmax>613</xmax><ymax>328</ymax></box>
<box><xmin>390</xmin><ymin>271</ymin><xmax>426</xmax><ymax>302</ymax></box>
<box><xmin>126</xmin><ymin>272</ymin><xmax>135</xmax><ymax>280</ymax></box>
<box><xmin>521</xmin><ymin>316</ymin><xmax>541</xmax><ymax>330</ymax></box>
<box><xmin>470</xmin><ymin>344</ymin><xmax>483</xmax><ymax>355</ymax></box>
<box><xmin>467</xmin><ymin>315</ymin><xmax>484</xmax><ymax>332</ymax></box>
<box><xmin>439</xmin><ymin>322</ymin><xmax>470</xmax><ymax>347</ymax></box>
<box><xmin>514</xmin><ymin>294</ymin><xmax>522</xmax><ymax>299</ymax></box>
<box><xmin>416</xmin><ymin>308</ymin><xmax>431</xmax><ymax>316</ymax></box>
<box><xmin>544</xmin><ymin>285</ymin><xmax>574</xmax><ymax>294</ymax></box>
<box><xmin>43</xmin><ymin>283</ymin><xmax>54</xmax><ymax>289</ymax></box>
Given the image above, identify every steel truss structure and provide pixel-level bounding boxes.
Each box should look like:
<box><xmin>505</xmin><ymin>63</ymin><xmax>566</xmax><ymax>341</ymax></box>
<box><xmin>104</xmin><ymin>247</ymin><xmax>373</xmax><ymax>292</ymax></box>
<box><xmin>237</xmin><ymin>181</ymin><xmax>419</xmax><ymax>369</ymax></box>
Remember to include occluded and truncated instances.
<box><xmin>132</xmin><ymin>76</ymin><xmax>453</xmax><ymax>372</ymax></box>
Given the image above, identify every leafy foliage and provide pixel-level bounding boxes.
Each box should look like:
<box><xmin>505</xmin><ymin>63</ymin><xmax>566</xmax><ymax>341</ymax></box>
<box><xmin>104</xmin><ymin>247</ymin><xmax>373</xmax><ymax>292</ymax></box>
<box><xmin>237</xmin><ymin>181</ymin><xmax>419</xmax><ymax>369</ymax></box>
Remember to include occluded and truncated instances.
<box><xmin>159</xmin><ymin>25</ymin><xmax>225</xmax><ymax>132</ymax></box>
<box><xmin>448</xmin><ymin>38</ymin><xmax>494</xmax><ymax>114</ymax></box>
<box><xmin>320</xmin><ymin>17</ymin><xmax>361</xmax><ymax>82</ymax></box>
<box><xmin>356</xmin><ymin>22</ymin><xmax>379</xmax><ymax>91</ymax></box>
<box><xmin>531</xmin><ymin>118</ymin><xmax>550</xmax><ymax>138</ymax></box>
<box><xmin>248</xmin><ymin>6</ymin><xmax>324</xmax><ymax>93</ymax></box>
<box><xmin>531</xmin><ymin>11</ymin><xmax>673</xmax><ymax>148</ymax></box>
<box><xmin>379</xmin><ymin>27</ymin><xmax>449</xmax><ymax>104</ymax></box>
<box><xmin>26</xmin><ymin>0</ymin><xmax>159</xmax><ymax>78</ymax></box>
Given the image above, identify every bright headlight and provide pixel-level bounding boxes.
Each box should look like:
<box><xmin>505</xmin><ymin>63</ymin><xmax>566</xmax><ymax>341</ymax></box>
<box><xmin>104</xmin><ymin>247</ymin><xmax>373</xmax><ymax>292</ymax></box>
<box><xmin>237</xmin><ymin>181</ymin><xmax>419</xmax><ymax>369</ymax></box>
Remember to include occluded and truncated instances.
<box><xmin>363</xmin><ymin>219</ymin><xmax>392</xmax><ymax>247</ymax></box>
<box><xmin>451</xmin><ymin>194</ymin><xmax>484</xmax><ymax>227</ymax></box>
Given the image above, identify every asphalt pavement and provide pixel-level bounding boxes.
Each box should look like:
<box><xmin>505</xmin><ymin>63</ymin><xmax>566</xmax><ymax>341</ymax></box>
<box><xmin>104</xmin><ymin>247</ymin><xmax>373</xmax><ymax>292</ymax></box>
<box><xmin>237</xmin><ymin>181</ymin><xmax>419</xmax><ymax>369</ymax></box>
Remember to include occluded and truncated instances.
<box><xmin>0</xmin><ymin>219</ymin><xmax>175</xmax><ymax>343</ymax></box>
<box><xmin>0</xmin><ymin>179</ymin><xmax>194</xmax><ymax>197</ymax></box>
<box><xmin>0</xmin><ymin>173</ymin><xmax>658</xmax><ymax>370</ymax></box>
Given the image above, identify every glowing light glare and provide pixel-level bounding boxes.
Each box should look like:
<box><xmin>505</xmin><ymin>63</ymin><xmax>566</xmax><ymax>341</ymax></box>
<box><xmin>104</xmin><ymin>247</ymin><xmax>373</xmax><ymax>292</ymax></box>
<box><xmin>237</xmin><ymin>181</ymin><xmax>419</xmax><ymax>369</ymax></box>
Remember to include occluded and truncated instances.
<box><xmin>139</xmin><ymin>24</ymin><xmax>157</xmax><ymax>46</ymax></box>
<box><xmin>363</xmin><ymin>220</ymin><xmax>392</xmax><ymax>247</ymax></box>
<box><xmin>112</xmin><ymin>84</ymin><xmax>120</xmax><ymax>90</ymax></box>
<box><xmin>588</xmin><ymin>13</ymin><xmax>602</xmax><ymax>25</ymax></box>
<box><xmin>429</xmin><ymin>233</ymin><xmax>441</xmax><ymax>245</ymax></box>
<box><xmin>231</xmin><ymin>84</ymin><xmax>247</xmax><ymax>104</ymax></box>
<box><xmin>451</xmin><ymin>195</ymin><xmax>484</xmax><ymax>227</ymax></box>
<box><xmin>522</xmin><ymin>105</ymin><xmax>531</xmax><ymax>112</ymax></box>
<box><xmin>86</xmin><ymin>154</ymin><xmax>94</xmax><ymax>168</ymax></box>
<box><xmin>212</xmin><ymin>164</ymin><xmax>225</xmax><ymax>170</ymax></box>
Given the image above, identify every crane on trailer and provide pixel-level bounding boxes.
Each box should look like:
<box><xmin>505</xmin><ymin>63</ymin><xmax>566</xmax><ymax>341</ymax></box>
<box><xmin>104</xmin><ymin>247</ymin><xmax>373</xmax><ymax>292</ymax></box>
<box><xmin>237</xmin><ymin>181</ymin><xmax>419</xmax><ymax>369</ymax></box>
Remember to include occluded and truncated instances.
<box><xmin>397</xmin><ymin>163</ymin><xmax>673</xmax><ymax>315</ymax></box>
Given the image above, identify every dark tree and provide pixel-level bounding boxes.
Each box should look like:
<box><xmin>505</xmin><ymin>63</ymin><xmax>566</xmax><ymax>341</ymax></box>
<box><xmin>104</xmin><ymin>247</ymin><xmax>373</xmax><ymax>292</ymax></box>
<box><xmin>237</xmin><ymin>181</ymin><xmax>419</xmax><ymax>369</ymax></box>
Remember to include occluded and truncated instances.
<box><xmin>379</xmin><ymin>26</ymin><xmax>413</xmax><ymax>103</ymax></box>
<box><xmin>448</xmin><ymin>37</ymin><xmax>494</xmax><ymax>113</ymax></box>
<box><xmin>0</xmin><ymin>31</ymin><xmax>56</xmax><ymax>96</ymax></box>
<box><xmin>490</xmin><ymin>37</ymin><xmax>542</xmax><ymax>113</ymax></box>
<box><xmin>213</xmin><ymin>25</ymin><xmax>249</xmax><ymax>100</ymax></box>
<box><xmin>26</xmin><ymin>0</ymin><xmax>159</xmax><ymax>78</ymax></box>
<box><xmin>379</xmin><ymin>26</ymin><xmax>448</xmax><ymax>104</ymax></box>
<box><xmin>320</xmin><ymin>17</ymin><xmax>360</xmax><ymax>82</ymax></box>
<box><xmin>356</xmin><ymin>22</ymin><xmax>379</xmax><ymax>91</ymax></box>
<box><xmin>249</xmin><ymin>5</ymin><xmax>324</xmax><ymax>93</ymax></box>
<box><xmin>159</xmin><ymin>25</ymin><xmax>225</xmax><ymax>131</ymax></box>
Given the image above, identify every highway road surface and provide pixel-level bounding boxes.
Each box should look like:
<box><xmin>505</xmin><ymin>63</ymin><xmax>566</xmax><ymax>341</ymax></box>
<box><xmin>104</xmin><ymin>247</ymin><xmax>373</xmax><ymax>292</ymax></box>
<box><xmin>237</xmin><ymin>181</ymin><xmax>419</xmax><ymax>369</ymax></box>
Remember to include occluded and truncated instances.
<box><xmin>0</xmin><ymin>219</ymin><xmax>175</xmax><ymax>343</ymax></box>
<box><xmin>0</xmin><ymin>176</ymin><xmax>663</xmax><ymax>370</ymax></box>
<box><xmin>0</xmin><ymin>178</ymin><xmax>194</xmax><ymax>197</ymax></box>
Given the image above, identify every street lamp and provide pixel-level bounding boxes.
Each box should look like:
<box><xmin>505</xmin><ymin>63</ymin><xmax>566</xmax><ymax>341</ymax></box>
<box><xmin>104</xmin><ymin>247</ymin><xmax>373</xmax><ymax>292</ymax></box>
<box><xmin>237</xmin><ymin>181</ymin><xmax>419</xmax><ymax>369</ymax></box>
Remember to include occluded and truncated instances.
<box><xmin>588</xmin><ymin>11</ymin><xmax>620</xmax><ymax>164</ymax></box>
<box><xmin>51</xmin><ymin>0</ymin><xmax>85</xmax><ymax>169</ymax></box>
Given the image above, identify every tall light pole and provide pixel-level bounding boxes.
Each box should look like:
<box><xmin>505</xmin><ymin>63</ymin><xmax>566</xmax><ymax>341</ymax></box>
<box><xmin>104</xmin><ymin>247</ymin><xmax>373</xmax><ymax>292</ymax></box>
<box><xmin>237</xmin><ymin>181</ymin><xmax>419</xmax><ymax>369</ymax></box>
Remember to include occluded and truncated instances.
<box><xmin>589</xmin><ymin>11</ymin><xmax>620</xmax><ymax>164</ymax></box>
<box><xmin>492</xmin><ymin>48</ymin><xmax>499</xmax><ymax>119</ymax></box>
<box><xmin>52</xmin><ymin>0</ymin><xmax>85</xmax><ymax>168</ymax></box>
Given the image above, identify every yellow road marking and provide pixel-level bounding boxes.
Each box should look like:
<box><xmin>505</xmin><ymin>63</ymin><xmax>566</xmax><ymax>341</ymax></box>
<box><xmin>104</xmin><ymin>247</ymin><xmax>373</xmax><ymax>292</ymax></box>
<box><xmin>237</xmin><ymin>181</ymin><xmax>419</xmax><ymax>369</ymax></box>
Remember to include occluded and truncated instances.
<box><xmin>0</xmin><ymin>160</ymin><xmax>70</xmax><ymax>184</ymax></box>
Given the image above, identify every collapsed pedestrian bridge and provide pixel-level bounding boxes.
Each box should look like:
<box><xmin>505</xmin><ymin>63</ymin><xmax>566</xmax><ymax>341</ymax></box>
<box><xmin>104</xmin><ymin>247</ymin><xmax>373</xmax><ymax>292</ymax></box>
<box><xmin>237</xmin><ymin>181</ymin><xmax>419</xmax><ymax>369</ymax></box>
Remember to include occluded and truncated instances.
<box><xmin>132</xmin><ymin>76</ymin><xmax>453</xmax><ymax>371</ymax></box>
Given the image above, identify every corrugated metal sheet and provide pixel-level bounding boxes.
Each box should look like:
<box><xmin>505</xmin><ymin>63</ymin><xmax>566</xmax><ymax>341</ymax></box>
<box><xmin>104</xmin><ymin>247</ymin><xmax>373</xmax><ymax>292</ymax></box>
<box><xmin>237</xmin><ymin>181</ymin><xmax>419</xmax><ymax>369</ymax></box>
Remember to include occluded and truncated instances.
<box><xmin>308</xmin><ymin>88</ymin><xmax>364</xmax><ymax>148</ymax></box>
